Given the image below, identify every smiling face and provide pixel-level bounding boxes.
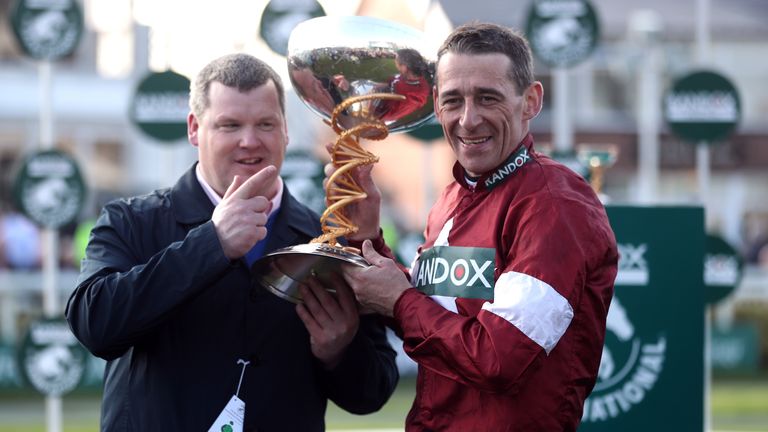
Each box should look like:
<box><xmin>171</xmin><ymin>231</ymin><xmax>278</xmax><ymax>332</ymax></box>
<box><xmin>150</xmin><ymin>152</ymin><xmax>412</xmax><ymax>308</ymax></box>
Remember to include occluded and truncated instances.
<box><xmin>434</xmin><ymin>52</ymin><xmax>542</xmax><ymax>178</ymax></box>
<box><xmin>188</xmin><ymin>80</ymin><xmax>288</xmax><ymax>196</ymax></box>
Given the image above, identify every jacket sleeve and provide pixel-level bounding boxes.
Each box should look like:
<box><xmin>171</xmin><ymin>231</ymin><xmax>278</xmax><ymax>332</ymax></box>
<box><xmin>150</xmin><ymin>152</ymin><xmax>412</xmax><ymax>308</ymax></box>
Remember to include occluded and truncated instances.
<box><xmin>393</xmin><ymin>196</ymin><xmax>616</xmax><ymax>394</ymax></box>
<box><xmin>319</xmin><ymin>314</ymin><xmax>399</xmax><ymax>414</ymax></box>
<box><xmin>65</xmin><ymin>201</ymin><xmax>231</xmax><ymax>360</ymax></box>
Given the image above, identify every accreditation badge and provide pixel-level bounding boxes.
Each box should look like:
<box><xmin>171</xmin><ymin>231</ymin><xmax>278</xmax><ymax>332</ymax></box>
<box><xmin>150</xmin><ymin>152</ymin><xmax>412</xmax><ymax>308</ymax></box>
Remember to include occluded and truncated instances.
<box><xmin>208</xmin><ymin>359</ymin><xmax>250</xmax><ymax>432</ymax></box>
<box><xmin>208</xmin><ymin>395</ymin><xmax>245</xmax><ymax>432</ymax></box>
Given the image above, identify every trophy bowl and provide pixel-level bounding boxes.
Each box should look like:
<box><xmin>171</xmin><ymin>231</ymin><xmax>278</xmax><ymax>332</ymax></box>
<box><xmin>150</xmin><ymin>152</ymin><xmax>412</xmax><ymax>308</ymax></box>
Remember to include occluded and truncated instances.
<box><xmin>252</xmin><ymin>16</ymin><xmax>436</xmax><ymax>303</ymax></box>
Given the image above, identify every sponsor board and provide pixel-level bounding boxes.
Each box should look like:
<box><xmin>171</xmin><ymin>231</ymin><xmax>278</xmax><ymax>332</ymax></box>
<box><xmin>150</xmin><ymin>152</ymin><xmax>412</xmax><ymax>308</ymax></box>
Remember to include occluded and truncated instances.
<box><xmin>131</xmin><ymin>70</ymin><xmax>190</xmax><ymax>142</ymax></box>
<box><xmin>526</xmin><ymin>0</ymin><xmax>600</xmax><ymax>68</ymax></box>
<box><xmin>580</xmin><ymin>206</ymin><xmax>704</xmax><ymax>430</ymax></box>
<box><xmin>17</xmin><ymin>318</ymin><xmax>88</xmax><ymax>396</ymax></box>
<box><xmin>664</xmin><ymin>70</ymin><xmax>741</xmax><ymax>144</ymax></box>
<box><xmin>260</xmin><ymin>0</ymin><xmax>325</xmax><ymax>56</ymax></box>
<box><xmin>13</xmin><ymin>149</ymin><xmax>86</xmax><ymax>228</ymax></box>
<box><xmin>10</xmin><ymin>0</ymin><xmax>83</xmax><ymax>60</ymax></box>
<box><xmin>704</xmin><ymin>234</ymin><xmax>742</xmax><ymax>304</ymax></box>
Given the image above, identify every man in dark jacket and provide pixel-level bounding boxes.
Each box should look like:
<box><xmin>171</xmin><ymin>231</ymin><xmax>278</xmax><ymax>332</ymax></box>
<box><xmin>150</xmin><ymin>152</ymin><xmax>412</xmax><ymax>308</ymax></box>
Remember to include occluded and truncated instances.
<box><xmin>65</xmin><ymin>53</ymin><xmax>398</xmax><ymax>431</ymax></box>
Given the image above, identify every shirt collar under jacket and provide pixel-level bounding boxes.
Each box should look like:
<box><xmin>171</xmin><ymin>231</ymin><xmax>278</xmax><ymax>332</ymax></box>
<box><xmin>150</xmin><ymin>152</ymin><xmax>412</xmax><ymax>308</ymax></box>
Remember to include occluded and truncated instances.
<box><xmin>195</xmin><ymin>163</ymin><xmax>283</xmax><ymax>218</ymax></box>
<box><xmin>453</xmin><ymin>133</ymin><xmax>535</xmax><ymax>192</ymax></box>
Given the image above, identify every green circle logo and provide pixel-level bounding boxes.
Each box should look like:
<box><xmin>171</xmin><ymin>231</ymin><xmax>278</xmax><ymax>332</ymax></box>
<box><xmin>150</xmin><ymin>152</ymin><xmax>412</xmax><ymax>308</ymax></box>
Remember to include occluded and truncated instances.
<box><xmin>18</xmin><ymin>318</ymin><xmax>88</xmax><ymax>396</ymax></box>
<box><xmin>664</xmin><ymin>70</ymin><xmax>741</xmax><ymax>143</ymax></box>
<box><xmin>259</xmin><ymin>0</ymin><xmax>325</xmax><ymax>56</ymax></box>
<box><xmin>526</xmin><ymin>0</ymin><xmax>600</xmax><ymax>68</ymax></box>
<box><xmin>131</xmin><ymin>70</ymin><xmax>191</xmax><ymax>142</ymax></box>
<box><xmin>704</xmin><ymin>234</ymin><xmax>742</xmax><ymax>305</ymax></box>
<box><xmin>10</xmin><ymin>0</ymin><xmax>83</xmax><ymax>60</ymax></box>
<box><xmin>13</xmin><ymin>149</ymin><xmax>86</xmax><ymax>228</ymax></box>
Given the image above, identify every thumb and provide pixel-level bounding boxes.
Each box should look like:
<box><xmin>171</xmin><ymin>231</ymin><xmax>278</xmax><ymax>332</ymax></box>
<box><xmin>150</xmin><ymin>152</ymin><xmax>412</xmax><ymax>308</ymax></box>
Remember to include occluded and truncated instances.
<box><xmin>361</xmin><ymin>239</ymin><xmax>386</xmax><ymax>267</ymax></box>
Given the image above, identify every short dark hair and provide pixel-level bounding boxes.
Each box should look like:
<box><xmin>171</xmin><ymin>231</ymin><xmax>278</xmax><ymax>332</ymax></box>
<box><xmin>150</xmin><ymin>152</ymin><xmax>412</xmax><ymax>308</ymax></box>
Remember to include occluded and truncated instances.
<box><xmin>437</xmin><ymin>22</ymin><xmax>534</xmax><ymax>95</ymax></box>
<box><xmin>395</xmin><ymin>48</ymin><xmax>429</xmax><ymax>77</ymax></box>
<box><xmin>190</xmin><ymin>53</ymin><xmax>285</xmax><ymax>118</ymax></box>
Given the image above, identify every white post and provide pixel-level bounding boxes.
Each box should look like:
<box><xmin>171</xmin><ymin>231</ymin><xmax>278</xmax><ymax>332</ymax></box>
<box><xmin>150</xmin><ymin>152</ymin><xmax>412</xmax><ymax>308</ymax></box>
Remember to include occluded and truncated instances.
<box><xmin>696</xmin><ymin>1</ymin><xmax>712</xmax><ymax>430</ymax></box>
<box><xmin>39</xmin><ymin>60</ymin><xmax>63</xmax><ymax>432</ymax></box>
<box><xmin>552</xmin><ymin>68</ymin><xmax>572</xmax><ymax>154</ymax></box>
<box><xmin>696</xmin><ymin>0</ymin><xmax>712</xmax><ymax>204</ymax></box>
<box><xmin>632</xmin><ymin>11</ymin><xmax>663</xmax><ymax>204</ymax></box>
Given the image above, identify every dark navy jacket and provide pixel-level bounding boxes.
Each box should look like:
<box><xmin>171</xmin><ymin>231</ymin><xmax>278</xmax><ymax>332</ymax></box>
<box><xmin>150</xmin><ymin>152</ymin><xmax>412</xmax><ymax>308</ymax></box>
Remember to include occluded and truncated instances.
<box><xmin>66</xmin><ymin>164</ymin><xmax>398</xmax><ymax>431</ymax></box>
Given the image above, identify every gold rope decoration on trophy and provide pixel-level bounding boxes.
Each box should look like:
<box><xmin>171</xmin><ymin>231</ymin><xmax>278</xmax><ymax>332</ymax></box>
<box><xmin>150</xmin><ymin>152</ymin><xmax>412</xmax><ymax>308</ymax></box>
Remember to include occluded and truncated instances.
<box><xmin>310</xmin><ymin>92</ymin><xmax>406</xmax><ymax>246</ymax></box>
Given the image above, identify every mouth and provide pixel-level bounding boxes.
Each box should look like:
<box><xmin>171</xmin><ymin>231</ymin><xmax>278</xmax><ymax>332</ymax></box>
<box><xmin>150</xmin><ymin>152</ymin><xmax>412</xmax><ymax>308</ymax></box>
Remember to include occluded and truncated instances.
<box><xmin>459</xmin><ymin>136</ymin><xmax>491</xmax><ymax>145</ymax></box>
<box><xmin>237</xmin><ymin>157</ymin><xmax>264</xmax><ymax>165</ymax></box>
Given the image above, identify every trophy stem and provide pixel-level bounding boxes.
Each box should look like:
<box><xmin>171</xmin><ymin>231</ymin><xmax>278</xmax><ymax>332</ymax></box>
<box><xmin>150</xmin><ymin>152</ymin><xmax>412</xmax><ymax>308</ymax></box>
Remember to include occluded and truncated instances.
<box><xmin>310</xmin><ymin>93</ymin><xmax>405</xmax><ymax>246</ymax></box>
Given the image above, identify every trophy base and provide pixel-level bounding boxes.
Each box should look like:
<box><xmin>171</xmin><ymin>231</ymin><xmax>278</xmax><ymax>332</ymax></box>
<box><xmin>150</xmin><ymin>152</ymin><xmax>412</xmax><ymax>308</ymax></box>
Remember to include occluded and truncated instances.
<box><xmin>251</xmin><ymin>243</ymin><xmax>369</xmax><ymax>303</ymax></box>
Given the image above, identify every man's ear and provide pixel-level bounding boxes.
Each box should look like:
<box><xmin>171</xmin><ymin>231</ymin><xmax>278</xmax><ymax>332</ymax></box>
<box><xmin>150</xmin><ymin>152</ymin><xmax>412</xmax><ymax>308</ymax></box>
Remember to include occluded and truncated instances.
<box><xmin>187</xmin><ymin>112</ymin><xmax>199</xmax><ymax>147</ymax></box>
<box><xmin>523</xmin><ymin>81</ymin><xmax>544</xmax><ymax>121</ymax></box>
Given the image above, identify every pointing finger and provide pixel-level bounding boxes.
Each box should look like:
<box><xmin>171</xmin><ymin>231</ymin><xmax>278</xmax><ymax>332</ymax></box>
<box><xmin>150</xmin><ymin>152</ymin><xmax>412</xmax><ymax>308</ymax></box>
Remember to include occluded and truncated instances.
<box><xmin>232</xmin><ymin>165</ymin><xmax>279</xmax><ymax>200</ymax></box>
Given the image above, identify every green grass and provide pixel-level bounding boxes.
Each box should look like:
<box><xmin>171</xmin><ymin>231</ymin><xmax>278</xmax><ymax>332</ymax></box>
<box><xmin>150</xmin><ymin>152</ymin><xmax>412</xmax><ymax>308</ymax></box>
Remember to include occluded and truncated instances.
<box><xmin>711</xmin><ymin>377</ymin><xmax>768</xmax><ymax>431</ymax></box>
<box><xmin>326</xmin><ymin>377</ymin><xmax>415</xmax><ymax>429</ymax></box>
<box><xmin>1</xmin><ymin>376</ymin><xmax>766</xmax><ymax>431</ymax></box>
<box><xmin>712</xmin><ymin>380</ymin><xmax>768</xmax><ymax>413</ymax></box>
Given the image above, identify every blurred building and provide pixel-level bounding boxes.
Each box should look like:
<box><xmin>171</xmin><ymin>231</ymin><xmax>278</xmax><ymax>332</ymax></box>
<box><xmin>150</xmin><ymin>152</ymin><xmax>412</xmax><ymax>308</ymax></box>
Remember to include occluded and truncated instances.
<box><xmin>0</xmin><ymin>0</ymin><xmax>766</xmax><ymax>255</ymax></box>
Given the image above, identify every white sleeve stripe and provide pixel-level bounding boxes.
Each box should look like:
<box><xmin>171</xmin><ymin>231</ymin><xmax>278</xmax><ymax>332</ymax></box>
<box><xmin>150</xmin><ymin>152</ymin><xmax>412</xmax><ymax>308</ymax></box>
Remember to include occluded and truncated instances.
<box><xmin>481</xmin><ymin>271</ymin><xmax>574</xmax><ymax>354</ymax></box>
<box><xmin>434</xmin><ymin>218</ymin><xmax>453</xmax><ymax>246</ymax></box>
<box><xmin>430</xmin><ymin>295</ymin><xmax>459</xmax><ymax>313</ymax></box>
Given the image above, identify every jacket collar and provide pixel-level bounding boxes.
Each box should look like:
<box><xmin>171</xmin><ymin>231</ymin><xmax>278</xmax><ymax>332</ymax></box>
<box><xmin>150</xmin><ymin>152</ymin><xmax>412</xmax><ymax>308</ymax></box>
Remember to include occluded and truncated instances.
<box><xmin>263</xmin><ymin>184</ymin><xmax>321</xmax><ymax>253</ymax></box>
<box><xmin>453</xmin><ymin>133</ymin><xmax>535</xmax><ymax>191</ymax></box>
<box><xmin>171</xmin><ymin>163</ymin><xmax>216</xmax><ymax>225</ymax></box>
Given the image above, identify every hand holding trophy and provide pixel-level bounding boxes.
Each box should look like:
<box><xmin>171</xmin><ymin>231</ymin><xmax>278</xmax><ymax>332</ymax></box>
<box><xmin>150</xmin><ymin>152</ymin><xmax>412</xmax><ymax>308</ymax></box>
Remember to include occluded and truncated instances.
<box><xmin>252</xmin><ymin>16</ymin><xmax>435</xmax><ymax>303</ymax></box>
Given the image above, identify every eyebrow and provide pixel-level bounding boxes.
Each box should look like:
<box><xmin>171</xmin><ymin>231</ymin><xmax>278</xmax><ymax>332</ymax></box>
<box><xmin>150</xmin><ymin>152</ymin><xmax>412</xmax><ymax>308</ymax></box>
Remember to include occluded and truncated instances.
<box><xmin>476</xmin><ymin>87</ymin><xmax>506</xmax><ymax>98</ymax></box>
<box><xmin>439</xmin><ymin>86</ymin><xmax>506</xmax><ymax>99</ymax></box>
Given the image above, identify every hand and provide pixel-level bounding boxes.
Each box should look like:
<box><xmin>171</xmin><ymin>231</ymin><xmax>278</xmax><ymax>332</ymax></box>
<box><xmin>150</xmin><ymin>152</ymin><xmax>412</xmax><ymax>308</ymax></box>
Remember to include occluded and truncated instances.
<box><xmin>332</xmin><ymin>74</ymin><xmax>349</xmax><ymax>92</ymax></box>
<box><xmin>296</xmin><ymin>275</ymin><xmax>360</xmax><ymax>369</ymax></box>
<box><xmin>323</xmin><ymin>158</ymin><xmax>381</xmax><ymax>241</ymax></box>
<box><xmin>211</xmin><ymin>166</ymin><xmax>279</xmax><ymax>260</ymax></box>
<box><xmin>343</xmin><ymin>240</ymin><xmax>411</xmax><ymax>317</ymax></box>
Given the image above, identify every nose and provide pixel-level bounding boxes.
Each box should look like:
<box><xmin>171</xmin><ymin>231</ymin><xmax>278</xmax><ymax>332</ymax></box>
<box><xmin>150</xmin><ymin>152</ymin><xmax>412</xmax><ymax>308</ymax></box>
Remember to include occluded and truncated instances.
<box><xmin>240</xmin><ymin>127</ymin><xmax>262</xmax><ymax>148</ymax></box>
<box><xmin>459</xmin><ymin>100</ymin><xmax>481</xmax><ymax>130</ymax></box>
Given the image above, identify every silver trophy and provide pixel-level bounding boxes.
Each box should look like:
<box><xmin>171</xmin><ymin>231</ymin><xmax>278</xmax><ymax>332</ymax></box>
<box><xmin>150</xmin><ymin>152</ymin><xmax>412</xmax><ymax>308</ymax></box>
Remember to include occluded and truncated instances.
<box><xmin>252</xmin><ymin>16</ymin><xmax>436</xmax><ymax>303</ymax></box>
<box><xmin>576</xmin><ymin>143</ymin><xmax>618</xmax><ymax>202</ymax></box>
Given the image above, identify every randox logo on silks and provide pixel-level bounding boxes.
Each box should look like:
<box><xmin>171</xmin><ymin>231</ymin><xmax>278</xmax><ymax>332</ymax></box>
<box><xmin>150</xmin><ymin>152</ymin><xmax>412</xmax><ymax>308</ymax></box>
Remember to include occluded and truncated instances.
<box><xmin>412</xmin><ymin>246</ymin><xmax>495</xmax><ymax>300</ymax></box>
<box><xmin>18</xmin><ymin>318</ymin><xmax>88</xmax><ymax>396</ymax></box>
<box><xmin>484</xmin><ymin>146</ymin><xmax>532</xmax><ymax>190</ymax></box>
